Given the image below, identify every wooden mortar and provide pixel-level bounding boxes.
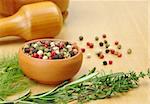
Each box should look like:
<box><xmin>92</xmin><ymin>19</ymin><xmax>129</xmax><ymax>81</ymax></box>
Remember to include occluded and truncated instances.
<box><xmin>0</xmin><ymin>1</ymin><xmax>63</xmax><ymax>40</ymax></box>
<box><xmin>0</xmin><ymin>0</ymin><xmax>69</xmax><ymax>19</ymax></box>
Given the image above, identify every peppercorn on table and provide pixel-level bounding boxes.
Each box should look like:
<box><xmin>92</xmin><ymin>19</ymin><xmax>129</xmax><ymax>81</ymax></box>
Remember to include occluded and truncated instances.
<box><xmin>0</xmin><ymin>0</ymin><xmax>149</xmax><ymax>104</ymax></box>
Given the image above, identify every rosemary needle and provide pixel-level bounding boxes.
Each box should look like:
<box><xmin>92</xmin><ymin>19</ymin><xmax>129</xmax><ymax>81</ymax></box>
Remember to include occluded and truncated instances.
<box><xmin>1</xmin><ymin>68</ymin><xmax>149</xmax><ymax>104</ymax></box>
<box><xmin>0</xmin><ymin>57</ymin><xmax>149</xmax><ymax>104</ymax></box>
<box><xmin>63</xmin><ymin>72</ymin><xmax>98</xmax><ymax>88</ymax></box>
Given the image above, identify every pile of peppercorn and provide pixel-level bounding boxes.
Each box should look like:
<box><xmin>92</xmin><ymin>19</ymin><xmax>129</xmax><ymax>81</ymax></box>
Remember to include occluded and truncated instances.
<box><xmin>23</xmin><ymin>40</ymin><xmax>78</xmax><ymax>60</ymax></box>
<box><xmin>79</xmin><ymin>34</ymin><xmax>132</xmax><ymax>66</ymax></box>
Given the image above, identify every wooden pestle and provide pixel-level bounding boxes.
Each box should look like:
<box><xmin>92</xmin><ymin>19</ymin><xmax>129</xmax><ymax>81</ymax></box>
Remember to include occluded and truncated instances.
<box><xmin>0</xmin><ymin>0</ymin><xmax>69</xmax><ymax>18</ymax></box>
<box><xmin>0</xmin><ymin>1</ymin><xmax>63</xmax><ymax>40</ymax></box>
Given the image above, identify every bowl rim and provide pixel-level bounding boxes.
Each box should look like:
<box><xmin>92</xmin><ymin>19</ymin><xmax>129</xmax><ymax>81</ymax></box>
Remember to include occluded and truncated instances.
<box><xmin>19</xmin><ymin>38</ymin><xmax>82</xmax><ymax>62</ymax></box>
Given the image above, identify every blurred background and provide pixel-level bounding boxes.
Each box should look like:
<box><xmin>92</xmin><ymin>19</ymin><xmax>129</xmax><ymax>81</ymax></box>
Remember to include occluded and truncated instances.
<box><xmin>0</xmin><ymin>0</ymin><xmax>149</xmax><ymax>103</ymax></box>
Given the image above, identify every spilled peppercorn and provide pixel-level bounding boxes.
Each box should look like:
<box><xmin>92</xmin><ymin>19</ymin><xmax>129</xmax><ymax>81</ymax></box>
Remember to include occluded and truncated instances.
<box><xmin>78</xmin><ymin>34</ymin><xmax>132</xmax><ymax>66</ymax></box>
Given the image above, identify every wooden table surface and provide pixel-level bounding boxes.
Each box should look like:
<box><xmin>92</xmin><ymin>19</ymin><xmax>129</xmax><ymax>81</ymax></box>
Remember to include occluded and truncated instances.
<box><xmin>0</xmin><ymin>0</ymin><xmax>149</xmax><ymax>104</ymax></box>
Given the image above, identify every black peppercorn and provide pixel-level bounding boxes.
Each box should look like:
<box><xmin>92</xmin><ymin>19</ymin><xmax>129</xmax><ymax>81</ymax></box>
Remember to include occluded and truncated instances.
<box><xmin>40</xmin><ymin>40</ymin><xmax>45</xmax><ymax>44</ymax></box>
<box><xmin>103</xmin><ymin>61</ymin><xmax>107</xmax><ymax>65</ymax></box>
<box><xmin>105</xmin><ymin>49</ymin><xmax>109</xmax><ymax>54</ymax></box>
<box><xmin>58</xmin><ymin>54</ymin><xmax>63</xmax><ymax>59</ymax></box>
<box><xmin>65</xmin><ymin>42</ymin><xmax>70</xmax><ymax>46</ymax></box>
<box><xmin>24</xmin><ymin>48</ymin><xmax>30</xmax><ymax>53</ymax></box>
<box><xmin>97</xmin><ymin>53</ymin><xmax>101</xmax><ymax>57</ymax></box>
<box><xmin>69</xmin><ymin>51</ymin><xmax>75</xmax><ymax>57</ymax></box>
<box><xmin>102</xmin><ymin>34</ymin><xmax>107</xmax><ymax>38</ymax></box>
<box><xmin>99</xmin><ymin>42</ymin><xmax>104</xmax><ymax>47</ymax></box>
<box><xmin>32</xmin><ymin>49</ymin><xmax>38</xmax><ymax>53</ymax></box>
<box><xmin>52</xmin><ymin>55</ymin><xmax>59</xmax><ymax>59</ymax></box>
<box><xmin>28</xmin><ymin>43</ymin><xmax>32</xmax><ymax>47</ymax></box>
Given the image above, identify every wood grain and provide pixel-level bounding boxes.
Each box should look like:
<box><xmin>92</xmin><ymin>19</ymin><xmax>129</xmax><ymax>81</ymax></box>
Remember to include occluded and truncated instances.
<box><xmin>0</xmin><ymin>0</ymin><xmax>149</xmax><ymax>104</ymax></box>
<box><xmin>0</xmin><ymin>2</ymin><xmax>63</xmax><ymax>40</ymax></box>
<box><xmin>0</xmin><ymin>0</ymin><xmax>69</xmax><ymax>16</ymax></box>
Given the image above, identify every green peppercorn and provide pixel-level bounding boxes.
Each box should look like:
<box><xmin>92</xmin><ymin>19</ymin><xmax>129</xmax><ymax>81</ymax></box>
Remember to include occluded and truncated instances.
<box><xmin>117</xmin><ymin>45</ymin><xmax>122</xmax><ymax>49</ymax></box>
<box><xmin>95</xmin><ymin>36</ymin><xmax>99</xmax><ymax>41</ymax></box>
<box><xmin>127</xmin><ymin>48</ymin><xmax>132</xmax><ymax>54</ymax></box>
<box><xmin>99</xmin><ymin>42</ymin><xmax>104</xmax><ymax>47</ymax></box>
<box><xmin>79</xmin><ymin>36</ymin><xmax>84</xmax><ymax>41</ymax></box>
<box><xmin>36</xmin><ymin>41</ymin><xmax>42</xmax><ymax>46</ymax></box>
<box><xmin>105</xmin><ymin>44</ymin><xmax>110</xmax><ymax>48</ymax></box>
<box><xmin>44</xmin><ymin>48</ymin><xmax>50</xmax><ymax>52</ymax></box>
<box><xmin>37</xmin><ymin>47</ymin><xmax>45</xmax><ymax>51</ymax></box>
<box><xmin>45</xmin><ymin>52</ymin><xmax>51</xmax><ymax>57</ymax></box>
<box><xmin>104</xmin><ymin>40</ymin><xmax>108</xmax><ymax>44</ymax></box>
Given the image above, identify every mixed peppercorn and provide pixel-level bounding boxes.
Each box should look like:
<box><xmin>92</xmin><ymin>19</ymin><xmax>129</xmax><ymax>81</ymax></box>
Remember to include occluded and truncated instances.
<box><xmin>79</xmin><ymin>34</ymin><xmax>132</xmax><ymax>66</ymax></box>
<box><xmin>23</xmin><ymin>40</ymin><xmax>78</xmax><ymax>60</ymax></box>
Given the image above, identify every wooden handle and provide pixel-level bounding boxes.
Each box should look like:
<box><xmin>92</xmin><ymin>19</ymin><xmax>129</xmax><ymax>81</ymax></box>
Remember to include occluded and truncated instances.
<box><xmin>0</xmin><ymin>1</ymin><xmax>63</xmax><ymax>40</ymax></box>
<box><xmin>0</xmin><ymin>14</ymin><xmax>25</xmax><ymax>37</ymax></box>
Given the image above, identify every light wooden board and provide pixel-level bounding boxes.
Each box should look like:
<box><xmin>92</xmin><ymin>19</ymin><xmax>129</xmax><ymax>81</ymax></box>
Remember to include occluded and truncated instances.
<box><xmin>0</xmin><ymin>0</ymin><xmax>149</xmax><ymax>104</ymax></box>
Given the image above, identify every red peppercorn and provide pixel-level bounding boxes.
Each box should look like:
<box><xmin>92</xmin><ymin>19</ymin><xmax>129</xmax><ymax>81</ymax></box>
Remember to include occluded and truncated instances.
<box><xmin>59</xmin><ymin>44</ymin><xmax>64</xmax><ymax>49</ymax></box>
<box><xmin>118</xmin><ymin>53</ymin><xmax>122</xmax><ymax>58</ymax></box>
<box><xmin>89</xmin><ymin>43</ymin><xmax>94</xmax><ymax>48</ymax></box>
<box><xmin>99</xmin><ymin>54</ymin><xmax>104</xmax><ymax>59</ymax></box>
<box><xmin>32</xmin><ymin>53</ymin><xmax>39</xmax><ymax>58</ymax></box>
<box><xmin>115</xmin><ymin>41</ymin><xmax>119</xmax><ymax>45</ymax></box>
<box><xmin>48</xmin><ymin>57</ymin><xmax>52</xmax><ymax>60</ymax></box>
<box><xmin>38</xmin><ymin>55</ymin><xmax>43</xmax><ymax>59</ymax></box>
<box><xmin>110</xmin><ymin>49</ymin><xmax>115</xmax><ymax>54</ymax></box>
<box><xmin>44</xmin><ymin>41</ymin><xmax>49</xmax><ymax>45</ymax></box>
<box><xmin>87</xmin><ymin>42</ymin><xmax>90</xmax><ymax>46</ymax></box>
<box><xmin>81</xmin><ymin>48</ymin><xmax>85</xmax><ymax>53</ymax></box>
<box><xmin>109</xmin><ymin>60</ymin><xmax>113</xmax><ymax>65</ymax></box>
<box><xmin>44</xmin><ymin>44</ymin><xmax>48</xmax><ymax>48</ymax></box>
<box><xmin>102</xmin><ymin>34</ymin><xmax>107</xmax><ymax>38</ymax></box>
<box><xmin>51</xmin><ymin>51</ymin><xmax>56</xmax><ymax>57</ymax></box>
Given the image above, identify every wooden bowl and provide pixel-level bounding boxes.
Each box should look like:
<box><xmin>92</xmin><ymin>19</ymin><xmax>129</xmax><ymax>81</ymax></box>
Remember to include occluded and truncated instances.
<box><xmin>18</xmin><ymin>39</ymin><xmax>83</xmax><ymax>85</ymax></box>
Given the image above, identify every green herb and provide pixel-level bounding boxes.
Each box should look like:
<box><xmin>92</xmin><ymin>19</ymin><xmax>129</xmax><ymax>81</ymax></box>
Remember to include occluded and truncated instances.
<box><xmin>0</xmin><ymin>55</ymin><xmax>31</xmax><ymax>98</ymax></box>
<box><xmin>2</xmin><ymin>67</ymin><xmax>149</xmax><ymax>104</ymax></box>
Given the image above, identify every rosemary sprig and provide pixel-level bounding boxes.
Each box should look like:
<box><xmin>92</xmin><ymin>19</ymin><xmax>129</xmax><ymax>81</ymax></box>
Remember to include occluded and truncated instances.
<box><xmin>1</xmin><ymin>68</ymin><xmax>149</xmax><ymax>104</ymax></box>
<box><xmin>0</xmin><ymin>55</ymin><xmax>31</xmax><ymax>98</ymax></box>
